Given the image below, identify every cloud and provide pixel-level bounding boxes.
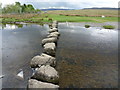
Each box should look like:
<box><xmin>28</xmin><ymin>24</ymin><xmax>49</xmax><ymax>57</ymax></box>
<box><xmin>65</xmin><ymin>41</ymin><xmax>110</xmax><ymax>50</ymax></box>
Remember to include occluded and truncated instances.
<box><xmin>1</xmin><ymin>0</ymin><xmax>119</xmax><ymax>9</ymax></box>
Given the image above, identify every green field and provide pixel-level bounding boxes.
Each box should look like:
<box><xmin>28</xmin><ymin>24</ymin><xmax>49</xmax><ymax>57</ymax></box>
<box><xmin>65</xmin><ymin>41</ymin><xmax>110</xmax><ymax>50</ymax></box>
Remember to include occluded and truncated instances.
<box><xmin>43</xmin><ymin>14</ymin><xmax>118</xmax><ymax>23</ymax></box>
<box><xmin>1</xmin><ymin>9</ymin><xmax>119</xmax><ymax>23</ymax></box>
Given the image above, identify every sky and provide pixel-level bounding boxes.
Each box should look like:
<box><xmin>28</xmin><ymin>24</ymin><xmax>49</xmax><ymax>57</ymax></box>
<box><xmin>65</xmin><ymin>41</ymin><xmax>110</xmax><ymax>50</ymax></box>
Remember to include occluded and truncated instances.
<box><xmin>1</xmin><ymin>0</ymin><xmax>119</xmax><ymax>9</ymax></box>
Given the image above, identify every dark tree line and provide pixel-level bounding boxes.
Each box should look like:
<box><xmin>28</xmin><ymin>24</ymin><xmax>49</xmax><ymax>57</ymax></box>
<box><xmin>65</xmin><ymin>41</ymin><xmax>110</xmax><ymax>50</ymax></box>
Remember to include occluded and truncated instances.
<box><xmin>2</xmin><ymin>2</ymin><xmax>41</xmax><ymax>14</ymax></box>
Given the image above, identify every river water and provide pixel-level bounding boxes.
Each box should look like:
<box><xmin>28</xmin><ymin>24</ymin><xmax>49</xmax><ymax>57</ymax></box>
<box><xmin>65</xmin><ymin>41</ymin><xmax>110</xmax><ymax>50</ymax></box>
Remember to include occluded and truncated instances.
<box><xmin>0</xmin><ymin>23</ymin><xmax>118</xmax><ymax>88</ymax></box>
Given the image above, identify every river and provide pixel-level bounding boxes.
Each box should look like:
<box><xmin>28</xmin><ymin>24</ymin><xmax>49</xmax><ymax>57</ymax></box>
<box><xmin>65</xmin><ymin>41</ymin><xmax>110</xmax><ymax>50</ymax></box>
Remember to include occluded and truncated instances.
<box><xmin>0</xmin><ymin>23</ymin><xmax>118</xmax><ymax>88</ymax></box>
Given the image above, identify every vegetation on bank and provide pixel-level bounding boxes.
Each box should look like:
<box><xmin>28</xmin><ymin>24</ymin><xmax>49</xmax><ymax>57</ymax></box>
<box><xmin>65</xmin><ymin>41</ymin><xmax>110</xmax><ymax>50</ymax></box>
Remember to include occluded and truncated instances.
<box><xmin>85</xmin><ymin>25</ymin><xmax>90</xmax><ymax>28</ymax></box>
<box><xmin>1</xmin><ymin>13</ymin><xmax>119</xmax><ymax>24</ymax></box>
<box><xmin>103</xmin><ymin>25</ymin><xmax>115</xmax><ymax>29</ymax></box>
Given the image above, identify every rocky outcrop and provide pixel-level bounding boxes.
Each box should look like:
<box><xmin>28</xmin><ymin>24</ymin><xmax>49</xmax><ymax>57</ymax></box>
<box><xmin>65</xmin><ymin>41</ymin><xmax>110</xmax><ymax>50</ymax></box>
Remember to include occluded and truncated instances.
<box><xmin>28</xmin><ymin>79</ymin><xmax>59</xmax><ymax>89</ymax></box>
<box><xmin>43</xmin><ymin>43</ymin><xmax>56</xmax><ymax>56</ymax></box>
<box><xmin>32</xmin><ymin>65</ymin><xmax>59</xmax><ymax>84</ymax></box>
<box><xmin>30</xmin><ymin>53</ymin><xmax>56</xmax><ymax>68</ymax></box>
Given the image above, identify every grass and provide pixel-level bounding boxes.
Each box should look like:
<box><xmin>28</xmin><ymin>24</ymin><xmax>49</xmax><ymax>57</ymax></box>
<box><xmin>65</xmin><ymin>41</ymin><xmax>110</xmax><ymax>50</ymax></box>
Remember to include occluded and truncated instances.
<box><xmin>44</xmin><ymin>14</ymin><xmax>118</xmax><ymax>23</ymax></box>
<box><xmin>85</xmin><ymin>25</ymin><xmax>90</xmax><ymax>28</ymax></box>
<box><xmin>103</xmin><ymin>25</ymin><xmax>115</xmax><ymax>29</ymax></box>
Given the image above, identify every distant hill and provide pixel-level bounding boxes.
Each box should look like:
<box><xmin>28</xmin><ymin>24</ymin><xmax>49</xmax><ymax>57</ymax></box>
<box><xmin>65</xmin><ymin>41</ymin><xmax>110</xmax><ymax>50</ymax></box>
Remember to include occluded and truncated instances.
<box><xmin>41</xmin><ymin>8</ymin><xmax>73</xmax><ymax>11</ymax></box>
<box><xmin>83</xmin><ymin>7</ymin><xmax>120</xmax><ymax>10</ymax></box>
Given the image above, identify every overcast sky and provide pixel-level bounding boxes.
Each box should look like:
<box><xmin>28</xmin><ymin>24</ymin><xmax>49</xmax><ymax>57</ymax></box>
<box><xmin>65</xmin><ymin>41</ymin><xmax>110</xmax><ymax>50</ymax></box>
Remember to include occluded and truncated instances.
<box><xmin>1</xmin><ymin>0</ymin><xmax>119</xmax><ymax>9</ymax></box>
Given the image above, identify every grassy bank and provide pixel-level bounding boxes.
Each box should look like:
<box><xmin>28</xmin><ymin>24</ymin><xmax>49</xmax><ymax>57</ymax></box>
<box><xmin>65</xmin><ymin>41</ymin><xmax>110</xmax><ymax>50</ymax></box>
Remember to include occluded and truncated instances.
<box><xmin>0</xmin><ymin>9</ymin><xmax>119</xmax><ymax>23</ymax></box>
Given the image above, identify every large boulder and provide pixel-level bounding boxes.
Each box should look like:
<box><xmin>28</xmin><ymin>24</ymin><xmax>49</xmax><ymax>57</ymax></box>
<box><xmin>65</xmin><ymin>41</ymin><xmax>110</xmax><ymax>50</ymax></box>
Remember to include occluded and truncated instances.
<box><xmin>43</xmin><ymin>43</ymin><xmax>56</xmax><ymax>56</ymax></box>
<box><xmin>49</xmin><ymin>28</ymin><xmax>58</xmax><ymax>33</ymax></box>
<box><xmin>32</xmin><ymin>65</ymin><xmax>59</xmax><ymax>84</ymax></box>
<box><xmin>28</xmin><ymin>79</ymin><xmax>59</xmax><ymax>89</ymax></box>
<box><xmin>30</xmin><ymin>53</ymin><xmax>56</xmax><ymax>68</ymax></box>
<box><xmin>42</xmin><ymin>37</ymin><xmax>57</xmax><ymax>45</ymax></box>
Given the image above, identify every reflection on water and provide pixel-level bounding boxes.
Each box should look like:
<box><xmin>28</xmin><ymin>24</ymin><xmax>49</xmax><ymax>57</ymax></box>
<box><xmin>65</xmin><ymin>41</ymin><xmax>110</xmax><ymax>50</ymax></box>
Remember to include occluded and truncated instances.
<box><xmin>1</xmin><ymin>23</ymin><xmax>49</xmax><ymax>88</ymax></box>
<box><xmin>56</xmin><ymin>23</ymin><xmax>118</xmax><ymax>88</ymax></box>
<box><xmin>1</xmin><ymin>23</ymin><xmax>25</xmax><ymax>30</ymax></box>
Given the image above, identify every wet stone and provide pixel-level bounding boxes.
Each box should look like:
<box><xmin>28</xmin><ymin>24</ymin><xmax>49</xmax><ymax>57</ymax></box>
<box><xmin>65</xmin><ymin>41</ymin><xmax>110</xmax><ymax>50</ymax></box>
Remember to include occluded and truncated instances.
<box><xmin>43</xmin><ymin>43</ymin><xmax>56</xmax><ymax>56</ymax></box>
<box><xmin>30</xmin><ymin>53</ymin><xmax>56</xmax><ymax>68</ymax></box>
<box><xmin>42</xmin><ymin>37</ymin><xmax>58</xmax><ymax>45</ymax></box>
<box><xmin>28</xmin><ymin>79</ymin><xmax>59</xmax><ymax>89</ymax></box>
<box><xmin>32</xmin><ymin>65</ymin><xmax>59</xmax><ymax>84</ymax></box>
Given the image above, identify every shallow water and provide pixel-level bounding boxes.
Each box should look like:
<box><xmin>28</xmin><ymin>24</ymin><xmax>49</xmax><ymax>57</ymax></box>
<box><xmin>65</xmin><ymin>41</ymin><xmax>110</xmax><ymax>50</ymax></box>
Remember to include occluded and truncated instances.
<box><xmin>1</xmin><ymin>24</ymin><xmax>49</xmax><ymax>88</ymax></box>
<box><xmin>56</xmin><ymin>23</ymin><xmax>118</xmax><ymax>88</ymax></box>
<box><xmin>0</xmin><ymin>23</ymin><xmax>118</xmax><ymax>88</ymax></box>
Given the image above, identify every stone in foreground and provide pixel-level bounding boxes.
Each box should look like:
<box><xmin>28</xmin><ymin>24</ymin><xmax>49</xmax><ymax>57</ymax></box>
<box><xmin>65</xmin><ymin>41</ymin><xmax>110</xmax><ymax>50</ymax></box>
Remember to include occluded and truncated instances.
<box><xmin>30</xmin><ymin>53</ymin><xmax>56</xmax><ymax>68</ymax></box>
<box><xmin>32</xmin><ymin>65</ymin><xmax>59</xmax><ymax>84</ymax></box>
<box><xmin>42</xmin><ymin>37</ymin><xmax>57</xmax><ymax>45</ymax></box>
<box><xmin>43</xmin><ymin>43</ymin><xmax>56</xmax><ymax>56</ymax></box>
<box><xmin>28</xmin><ymin>79</ymin><xmax>59</xmax><ymax>89</ymax></box>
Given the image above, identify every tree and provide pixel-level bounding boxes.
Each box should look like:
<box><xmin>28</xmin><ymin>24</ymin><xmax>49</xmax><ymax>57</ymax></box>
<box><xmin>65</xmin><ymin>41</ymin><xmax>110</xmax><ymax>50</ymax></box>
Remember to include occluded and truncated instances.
<box><xmin>2</xmin><ymin>2</ymin><xmax>41</xmax><ymax>14</ymax></box>
<box><xmin>15</xmin><ymin>2</ymin><xmax>21</xmax><ymax>6</ymax></box>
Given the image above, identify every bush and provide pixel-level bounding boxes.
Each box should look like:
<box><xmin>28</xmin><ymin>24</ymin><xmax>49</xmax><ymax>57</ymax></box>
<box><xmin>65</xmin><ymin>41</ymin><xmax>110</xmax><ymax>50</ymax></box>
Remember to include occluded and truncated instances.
<box><xmin>85</xmin><ymin>24</ymin><xmax>90</xmax><ymax>28</ymax></box>
<box><xmin>103</xmin><ymin>25</ymin><xmax>115</xmax><ymax>29</ymax></box>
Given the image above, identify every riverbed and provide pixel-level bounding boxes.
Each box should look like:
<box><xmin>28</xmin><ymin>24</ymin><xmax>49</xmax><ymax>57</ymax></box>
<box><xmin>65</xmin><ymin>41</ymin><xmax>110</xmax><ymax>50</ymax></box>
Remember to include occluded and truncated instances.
<box><xmin>0</xmin><ymin>22</ymin><xmax>118</xmax><ymax>88</ymax></box>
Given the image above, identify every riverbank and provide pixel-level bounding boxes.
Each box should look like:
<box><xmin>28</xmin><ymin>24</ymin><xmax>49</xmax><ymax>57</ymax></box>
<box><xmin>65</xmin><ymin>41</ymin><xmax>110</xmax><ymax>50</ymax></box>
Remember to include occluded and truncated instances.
<box><xmin>0</xmin><ymin>11</ymin><xmax>119</xmax><ymax>24</ymax></box>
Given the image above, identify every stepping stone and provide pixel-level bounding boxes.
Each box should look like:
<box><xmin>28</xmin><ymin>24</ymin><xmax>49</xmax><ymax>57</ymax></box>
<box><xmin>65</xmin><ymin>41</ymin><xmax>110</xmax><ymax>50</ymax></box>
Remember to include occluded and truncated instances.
<box><xmin>28</xmin><ymin>79</ymin><xmax>59</xmax><ymax>89</ymax></box>
<box><xmin>32</xmin><ymin>65</ymin><xmax>59</xmax><ymax>84</ymax></box>
<box><xmin>53</xmin><ymin>21</ymin><xmax>58</xmax><ymax>24</ymax></box>
<box><xmin>42</xmin><ymin>37</ymin><xmax>57</xmax><ymax>45</ymax></box>
<box><xmin>47</xmin><ymin>33</ymin><xmax>59</xmax><ymax>38</ymax></box>
<box><xmin>43</xmin><ymin>43</ymin><xmax>56</xmax><ymax>56</ymax></box>
<box><xmin>49</xmin><ymin>28</ymin><xmax>58</xmax><ymax>33</ymax></box>
<box><xmin>52</xmin><ymin>24</ymin><xmax>58</xmax><ymax>28</ymax></box>
<box><xmin>30</xmin><ymin>53</ymin><xmax>56</xmax><ymax>68</ymax></box>
<box><xmin>50</xmin><ymin>32</ymin><xmax>60</xmax><ymax>36</ymax></box>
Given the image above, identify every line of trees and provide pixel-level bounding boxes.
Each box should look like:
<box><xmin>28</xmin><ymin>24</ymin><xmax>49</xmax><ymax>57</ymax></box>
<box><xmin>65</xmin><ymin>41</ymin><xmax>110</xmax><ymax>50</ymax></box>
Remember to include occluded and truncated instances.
<box><xmin>2</xmin><ymin>2</ymin><xmax>41</xmax><ymax>14</ymax></box>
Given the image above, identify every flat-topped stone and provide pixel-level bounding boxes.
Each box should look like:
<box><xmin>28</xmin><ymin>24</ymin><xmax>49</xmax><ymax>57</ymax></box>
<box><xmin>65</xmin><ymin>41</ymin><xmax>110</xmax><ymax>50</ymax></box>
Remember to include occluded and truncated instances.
<box><xmin>32</xmin><ymin>65</ymin><xmax>59</xmax><ymax>84</ymax></box>
<box><xmin>30</xmin><ymin>53</ymin><xmax>56</xmax><ymax>68</ymax></box>
<box><xmin>43</xmin><ymin>43</ymin><xmax>56</xmax><ymax>56</ymax></box>
<box><xmin>42</xmin><ymin>37</ymin><xmax>57</xmax><ymax>45</ymax></box>
<box><xmin>28</xmin><ymin>79</ymin><xmax>59</xmax><ymax>89</ymax></box>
